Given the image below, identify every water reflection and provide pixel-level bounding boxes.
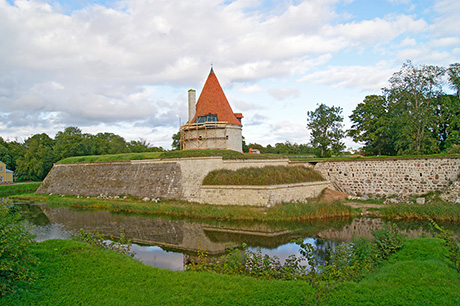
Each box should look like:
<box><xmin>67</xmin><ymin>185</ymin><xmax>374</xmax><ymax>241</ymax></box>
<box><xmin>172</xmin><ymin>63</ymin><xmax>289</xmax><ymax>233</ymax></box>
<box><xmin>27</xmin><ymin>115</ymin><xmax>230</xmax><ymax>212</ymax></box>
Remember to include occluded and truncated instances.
<box><xmin>14</xmin><ymin>202</ymin><xmax>460</xmax><ymax>271</ymax></box>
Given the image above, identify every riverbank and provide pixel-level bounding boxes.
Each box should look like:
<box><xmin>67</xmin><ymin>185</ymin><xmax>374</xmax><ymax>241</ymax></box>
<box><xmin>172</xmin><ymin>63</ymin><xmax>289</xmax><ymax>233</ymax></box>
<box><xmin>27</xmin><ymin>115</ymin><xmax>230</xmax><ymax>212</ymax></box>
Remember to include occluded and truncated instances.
<box><xmin>12</xmin><ymin>193</ymin><xmax>356</xmax><ymax>222</ymax></box>
<box><xmin>3</xmin><ymin>238</ymin><xmax>459</xmax><ymax>305</ymax></box>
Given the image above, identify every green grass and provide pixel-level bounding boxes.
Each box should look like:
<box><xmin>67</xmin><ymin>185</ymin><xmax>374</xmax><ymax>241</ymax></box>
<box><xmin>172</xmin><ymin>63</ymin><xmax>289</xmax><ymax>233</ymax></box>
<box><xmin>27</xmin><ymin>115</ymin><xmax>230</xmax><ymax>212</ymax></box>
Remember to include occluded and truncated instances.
<box><xmin>15</xmin><ymin>194</ymin><xmax>356</xmax><ymax>222</ymax></box>
<box><xmin>326</xmin><ymin>238</ymin><xmax>460</xmax><ymax>305</ymax></box>
<box><xmin>4</xmin><ymin>238</ymin><xmax>459</xmax><ymax>305</ymax></box>
<box><xmin>380</xmin><ymin>202</ymin><xmax>460</xmax><ymax>222</ymax></box>
<box><xmin>57</xmin><ymin>152</ymin><xmax>163</xmax><ymax>164</ymax></box>
<box><xmin>0</xmin><ymin>182</ymin><xmax>41</xmax><ymax>197</ymax></box>
<box><xmin>3</xmin><ymin>239</ymin><xmax>315</xmax><ymax>305</ymax></box>
<box><xmin>57</xmin><ymin>150</ymin><xmax>286</xmax><ymax>164</ymax></box>
<box><xmin>202</xmin><ymin>165</ymin><xmax>325</xmax><ymax>185</ymax></box>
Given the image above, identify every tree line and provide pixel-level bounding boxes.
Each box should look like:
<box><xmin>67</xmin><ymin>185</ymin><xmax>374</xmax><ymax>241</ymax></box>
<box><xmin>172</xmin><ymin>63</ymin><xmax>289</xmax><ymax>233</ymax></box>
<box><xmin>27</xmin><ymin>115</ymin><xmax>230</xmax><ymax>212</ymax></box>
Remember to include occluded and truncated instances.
<box><xmin>0</xmin><ymin>127</ymin><xmax>164</xmax><ymax>181</ymax></box>
<box><xmin>306</xmin><ymin>61</ymin><xmax>460</xmax><ymax>157</ymax></box>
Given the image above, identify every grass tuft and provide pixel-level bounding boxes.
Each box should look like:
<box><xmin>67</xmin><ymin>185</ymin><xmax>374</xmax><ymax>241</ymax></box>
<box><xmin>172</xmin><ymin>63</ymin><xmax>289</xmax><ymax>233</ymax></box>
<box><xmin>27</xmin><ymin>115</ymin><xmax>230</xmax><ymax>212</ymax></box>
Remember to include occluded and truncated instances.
<box><xmin>203</xmin><ymin>165</ymin><xmax>325</xmax><ymax>186</ymax></box>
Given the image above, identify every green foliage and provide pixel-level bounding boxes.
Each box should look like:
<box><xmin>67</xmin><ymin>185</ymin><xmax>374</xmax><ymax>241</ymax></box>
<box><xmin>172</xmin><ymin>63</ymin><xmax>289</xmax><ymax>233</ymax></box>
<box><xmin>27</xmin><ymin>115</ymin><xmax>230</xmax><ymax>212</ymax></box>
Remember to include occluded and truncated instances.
<box><xmin>27</xmin><ymin>193</ymin><xmax>355</xmax><ymax>222</ymax></box>
<box><xmin>307</xmin><ymin>103</ymin><xmax>345</xmax><ymax>157</ymax></box>
<box><xmin>380</xmin><ymin>201</ymin><xmax>460</xmax><ymax>222</ymax></box>
<box><xmin>202</xmin><ymin>165</ymin><xmax>325</xmax><ymax>185</ymax></box>
<box><xmin>348</xmin><ymin>95</ymin><xmax>396</xmax><ymax>156</ymax></box>
<box><xmin>0</xmin><ymin>203</ymin><xmax>37</xmax><ymax>296</ymax></box>
<box><xmin>371</xmin><ymin>223</ymin><xmax>406</xmax><ymax>260</ymax></box>
<box><xmin>4</xmin><ymin>239</ymin><xmax>315</xmax><ymax>305</ymax></box>
<box><xmin>171</xmin><ymin>131</ymin><xmax>181</xmax><ymax>150</ymax></box>
<box><xmin>0</xmin><ymin>182</ymin><xmax>41</xmax><ymax>197</ymax></box>
<box><xmin>430</xmin><ymin>219</ymin><xmax>460</xmax><ymax>273</ymax></box>
<box><xmin>73</xmin><ymin>227</ymin><xmax>134</xmax><ymax>257</ymax></box>
<box><xmin>447</xmin><ymin>62</ymin><xmax>460</xmax><ymax>97</ymax></box>
<box><xmin>448</xmin><ymin>144</ymin><xmax>460</xmax><ymax>154</ymax></box>
<box><xmin>350</xmin><ymin>61</ymin><xmax>460</xmax><ymax>156</ymax></box>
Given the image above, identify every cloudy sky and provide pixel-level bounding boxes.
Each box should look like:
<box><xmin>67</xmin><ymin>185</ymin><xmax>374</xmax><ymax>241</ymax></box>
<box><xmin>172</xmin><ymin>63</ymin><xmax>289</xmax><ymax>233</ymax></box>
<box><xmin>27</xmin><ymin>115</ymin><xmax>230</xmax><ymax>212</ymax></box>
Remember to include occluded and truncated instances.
<box><xmin>1</xmin><ymin>0</ymin><xmax>459</xmax><ymax>149</ymax></box>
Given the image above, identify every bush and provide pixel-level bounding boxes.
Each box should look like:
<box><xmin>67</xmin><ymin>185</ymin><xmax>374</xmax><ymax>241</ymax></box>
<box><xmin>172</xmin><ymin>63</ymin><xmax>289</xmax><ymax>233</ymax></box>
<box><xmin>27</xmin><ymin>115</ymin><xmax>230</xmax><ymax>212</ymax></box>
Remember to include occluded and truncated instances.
<box><xmin>0</xmin><ymin>203</ymin><xmax>37</xmax><ymax>296</ymax></box>
<box><xmin>73</xmin><ymin>227</ymin><xmax>134</xmax><ymax>257</ymax></box>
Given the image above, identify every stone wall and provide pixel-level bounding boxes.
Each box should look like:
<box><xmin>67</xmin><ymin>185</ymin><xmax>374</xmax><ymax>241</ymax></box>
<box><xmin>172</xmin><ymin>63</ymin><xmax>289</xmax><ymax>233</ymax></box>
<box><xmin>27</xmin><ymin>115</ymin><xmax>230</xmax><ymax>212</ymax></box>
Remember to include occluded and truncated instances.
<box><xmin>200</xmin><ymin>181</ymin><xmax>332</xmax><ymax>206</ymax></box>
<box><xmin>314</xmin><ymin>157</ymin><xmax>460</xmax><ymax>196</ymax></box>
<box><xmin>38</xmin><ymin>160</ymin><xmax>182</xmax><ymax>199</ymax></box>
<box><xmin>37</xmin><ymin>157</ymin><xmax>296</xmax><ymax>204</ymax></box>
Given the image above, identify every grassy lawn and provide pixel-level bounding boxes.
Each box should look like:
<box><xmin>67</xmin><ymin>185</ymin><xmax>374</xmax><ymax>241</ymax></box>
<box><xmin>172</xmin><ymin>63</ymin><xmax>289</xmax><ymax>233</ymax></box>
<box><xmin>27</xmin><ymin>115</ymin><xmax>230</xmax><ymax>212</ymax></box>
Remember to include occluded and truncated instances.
<box><xmin>57</xmin><ymin>149</ymin><xmax>286</xmax><ymax>164</ymax></box>
<box><xmin>4</xmin><ymin>238</ymin><xmax>459</xmax><ymax>305</ymax></box>
<box><xmin>0</xmin><ymin>182</ymin><xmax>41</xmax><ymax>197</ymax></box>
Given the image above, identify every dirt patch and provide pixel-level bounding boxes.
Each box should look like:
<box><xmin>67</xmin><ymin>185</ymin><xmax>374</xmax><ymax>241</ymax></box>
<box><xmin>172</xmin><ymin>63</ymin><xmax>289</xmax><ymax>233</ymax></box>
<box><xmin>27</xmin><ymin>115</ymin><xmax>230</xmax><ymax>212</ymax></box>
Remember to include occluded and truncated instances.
<box><xmin>319</xmin><ymin>188</ymin><xmax>349</xmax><ymax>202</ymax></box>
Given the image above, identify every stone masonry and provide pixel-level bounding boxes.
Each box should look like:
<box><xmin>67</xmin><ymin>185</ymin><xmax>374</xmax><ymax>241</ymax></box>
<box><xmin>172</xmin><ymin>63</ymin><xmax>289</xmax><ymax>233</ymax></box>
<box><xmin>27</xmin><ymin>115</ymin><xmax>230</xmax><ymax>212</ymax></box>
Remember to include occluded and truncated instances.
<box><xmin>314</xmin><ymin>157</ymin><xmax>460</xmax><ymax>196</ymax></box>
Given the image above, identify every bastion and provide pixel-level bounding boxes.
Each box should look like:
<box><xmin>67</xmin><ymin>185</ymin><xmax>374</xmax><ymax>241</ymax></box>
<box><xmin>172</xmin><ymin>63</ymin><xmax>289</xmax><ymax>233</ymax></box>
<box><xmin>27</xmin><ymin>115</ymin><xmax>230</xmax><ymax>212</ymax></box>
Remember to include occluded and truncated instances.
<box><xmin>37</xmin><ymin>156</ymin><xmax>460</xmax><ymax>206</ymax></box>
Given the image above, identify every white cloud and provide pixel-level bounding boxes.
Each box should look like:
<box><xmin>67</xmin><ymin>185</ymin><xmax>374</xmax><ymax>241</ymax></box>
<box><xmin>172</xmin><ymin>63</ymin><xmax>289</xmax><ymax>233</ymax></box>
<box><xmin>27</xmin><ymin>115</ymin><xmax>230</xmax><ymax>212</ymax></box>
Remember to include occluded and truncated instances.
<box><xmin>268</xmin><ymin>88</ymin><xmax>301</xmax><ymax>101</ymax></box>
<box><xmin>0</xmin><ymin>0</ymin><xmax>458</xmax><ymax>148</ymax></box>
<box><xmin>300</xmin><ymin>63</ymin><xmax>395</xmax><ymax>91</ymax></box>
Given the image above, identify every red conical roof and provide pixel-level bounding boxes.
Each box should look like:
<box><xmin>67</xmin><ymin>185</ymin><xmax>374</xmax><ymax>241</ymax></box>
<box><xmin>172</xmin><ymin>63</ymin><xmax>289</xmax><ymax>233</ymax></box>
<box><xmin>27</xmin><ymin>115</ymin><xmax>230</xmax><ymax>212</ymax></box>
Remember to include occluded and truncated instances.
<box><xmin>191</xmin><ymin>68</ymin><xmax>242</xmax><ymax>126</ymax></box>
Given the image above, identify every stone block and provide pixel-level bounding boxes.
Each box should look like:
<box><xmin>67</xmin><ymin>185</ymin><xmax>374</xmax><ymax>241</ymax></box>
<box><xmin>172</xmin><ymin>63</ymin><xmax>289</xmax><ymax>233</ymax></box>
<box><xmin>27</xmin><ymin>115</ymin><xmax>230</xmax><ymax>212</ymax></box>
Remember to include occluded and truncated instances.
<box><xmin>416</xmin><ymin>197</ymin><xmax>425</xmax><ymax>205</ymax></box>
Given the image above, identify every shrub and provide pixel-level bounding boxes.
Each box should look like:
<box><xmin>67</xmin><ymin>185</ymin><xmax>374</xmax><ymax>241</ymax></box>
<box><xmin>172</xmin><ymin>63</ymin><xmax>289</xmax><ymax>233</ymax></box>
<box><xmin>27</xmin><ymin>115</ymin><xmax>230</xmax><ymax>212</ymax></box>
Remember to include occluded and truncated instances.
<box><xmin>0</xmin><ymin>203</ymin><xmax>37</xmax><ymax>296</ymax></box>
<box><xmin>372</xmin><ymin>223</ymin><xmax>406</xmax><ymax>260</ymax></box>
<box><xmin>430</xmin><ymin>219</ymin><xmax>460</xmax><ymax>273</ymax></box>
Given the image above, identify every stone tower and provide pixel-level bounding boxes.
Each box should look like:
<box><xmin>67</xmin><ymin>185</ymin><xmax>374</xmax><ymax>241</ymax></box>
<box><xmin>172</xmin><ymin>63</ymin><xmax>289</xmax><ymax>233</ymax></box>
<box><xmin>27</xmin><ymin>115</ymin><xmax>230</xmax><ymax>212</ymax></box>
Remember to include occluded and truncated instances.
<box><xmin>180</xmin><ymin>68</ymin><xmax>243</xmax><ymax>152</ymax></box>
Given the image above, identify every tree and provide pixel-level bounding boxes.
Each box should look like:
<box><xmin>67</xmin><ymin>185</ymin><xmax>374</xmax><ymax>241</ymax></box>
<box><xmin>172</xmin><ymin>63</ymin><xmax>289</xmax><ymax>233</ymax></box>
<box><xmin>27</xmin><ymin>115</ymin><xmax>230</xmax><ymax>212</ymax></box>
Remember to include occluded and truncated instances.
<box><xmin>171</xmin><ymin>131</ymin><xmax>181</xmax><ymax>150</ymax></box>
<box><xmin>436</xmin><ymin>94</ymin><xmax>460</xmax><ymax>151</ymax></box>
<box><xmin>54</xmin><ymin>127</ymin><xmax>87</xmax><ymax>159</ymax></box>
<box><xmin>16</xmin><ymin>133</ymin><xmax>55</xmax><ymax>180</ymax></box>
<box><xmin>447</xmin><ymin>63</ymin><xmax>460</xmax><ymax>98</ymax></box>
<box><xmin>383</xmin><ymin>60</ymin><xmax>445</xmax><ymax>155</ymax></box>
<box><xmin>348</xmin><ymin>95</ymin><xmax>396</xmax><ymax>155</ymax></box>
<box><xmin>307</xmin><ymin>103</ymin><xmax>345</xmax><ymax>157</ymax></box>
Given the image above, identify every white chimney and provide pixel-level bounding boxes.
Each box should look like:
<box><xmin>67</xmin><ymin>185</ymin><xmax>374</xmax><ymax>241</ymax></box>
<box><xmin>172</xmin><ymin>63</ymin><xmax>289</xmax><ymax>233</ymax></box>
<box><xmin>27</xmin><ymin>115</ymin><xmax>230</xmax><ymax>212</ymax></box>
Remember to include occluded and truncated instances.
<box><xmin>188</xmin><ymin>89</ymin><xmax>196</xmax><ymax>123</ymax></box>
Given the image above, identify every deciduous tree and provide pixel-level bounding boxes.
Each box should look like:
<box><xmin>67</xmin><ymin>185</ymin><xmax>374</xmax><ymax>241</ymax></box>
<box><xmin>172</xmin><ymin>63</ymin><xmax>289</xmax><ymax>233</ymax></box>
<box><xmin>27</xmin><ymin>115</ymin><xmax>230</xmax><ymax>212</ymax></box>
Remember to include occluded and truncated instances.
<box><xmin>307</xmin><ymin>103</ymin><xmax>345</xmax><ymax>157</ymax></box>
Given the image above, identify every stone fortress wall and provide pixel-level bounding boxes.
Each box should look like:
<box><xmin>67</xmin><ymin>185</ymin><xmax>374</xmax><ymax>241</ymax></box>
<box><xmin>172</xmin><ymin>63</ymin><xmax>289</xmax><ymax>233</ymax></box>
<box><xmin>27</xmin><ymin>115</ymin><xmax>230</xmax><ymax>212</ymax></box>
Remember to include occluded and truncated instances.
<box><xmin>314</xmin><ymin>157</ymin><xmax>460</xmax><ymax>196</ymax></box>
<box><xmin>37</xmin><ymin>156</ymin><xmax>460</xmax><ymax>206</ymax></box>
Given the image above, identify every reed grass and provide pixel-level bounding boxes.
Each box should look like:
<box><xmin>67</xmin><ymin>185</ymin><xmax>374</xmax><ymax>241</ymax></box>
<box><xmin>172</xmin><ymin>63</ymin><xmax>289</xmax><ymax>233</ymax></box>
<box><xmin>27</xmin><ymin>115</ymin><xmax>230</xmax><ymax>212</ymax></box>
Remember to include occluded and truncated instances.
<box><xmin>380</xmin><ymin>202</ymin><xmax>460</xmax><ymax>222</ymax></box>
<box><xmin>18</xmin><ymin>194</ymin><xmax>355</xmax><ymax>222</ymax></box>
<box><xmin>202</xmin><ymin>165</ymin><xmax>325</xmax><ymax>186</ymax></box>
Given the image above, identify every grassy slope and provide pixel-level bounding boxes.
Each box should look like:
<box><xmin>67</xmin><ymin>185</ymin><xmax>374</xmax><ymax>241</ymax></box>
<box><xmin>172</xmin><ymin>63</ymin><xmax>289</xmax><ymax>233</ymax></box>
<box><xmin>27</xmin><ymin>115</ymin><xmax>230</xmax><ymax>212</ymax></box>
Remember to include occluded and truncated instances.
<box><xmin>0</xmin><ymin>182</ymin><xmax>41</xmax><ymax>197</ymax></box>
<box><xmin>4</xmin><ymin>238</ymin><xmax>459</xmax><ymax>305</ymax></box>
<box><xmin>4</xmin><ymin>239</ymin><xmax>314</xmax><ymax>306</ymax></box>
<box><xmin>57</xmin><ymin>150</ymin><xmax>285</xmax><ymax>164</ymax></box>
<box><xmin>327</xmin><ymin>238</ymin><xmax>460</xmax><ymax>305</ymax></box>
<box><xmin>202</xmin><ymin>165</ymin><xmax>325</xmax><ymax>186</ymax></box>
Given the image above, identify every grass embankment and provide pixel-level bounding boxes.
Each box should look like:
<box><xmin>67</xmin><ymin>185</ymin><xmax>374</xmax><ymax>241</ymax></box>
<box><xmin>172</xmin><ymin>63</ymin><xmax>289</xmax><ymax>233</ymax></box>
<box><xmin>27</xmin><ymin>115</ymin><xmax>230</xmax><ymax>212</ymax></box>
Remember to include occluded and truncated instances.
<box><xmin>18</xmin><ymin>194</ymin><xmax>355</xmax><ymax>222</ymax></box>
<box><xmin>4</xmin><ymin>238</ymin><xmax>459</xmax><ymax>305</ymax></box>
<box><xmin>0</xmin><ymin>182</ymin><xmax>41</xmax><ymax>197</ymax></box>
<box><xmin>380</xmin><ymin>202</ymin><xmax>460</xmax><ymax>222</ymax></box>
<box><xmin>58</xmin><ymin>149</ymin><xmax>285</xmax><ymax>164</ymax></box>
<box><xmin>203</xmin><ymin>166</ymin><xmax>325</xmax><ymax>185</ymax></box>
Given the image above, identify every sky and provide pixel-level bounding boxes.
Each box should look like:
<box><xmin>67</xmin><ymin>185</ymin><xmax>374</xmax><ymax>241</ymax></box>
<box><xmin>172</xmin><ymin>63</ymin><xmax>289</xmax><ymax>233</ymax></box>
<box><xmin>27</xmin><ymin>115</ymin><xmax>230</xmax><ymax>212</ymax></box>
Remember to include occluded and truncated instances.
<box><xmin>0</xmin><ymin>0</ymin><xmax>459</xmax><ymax>150</ymax></box>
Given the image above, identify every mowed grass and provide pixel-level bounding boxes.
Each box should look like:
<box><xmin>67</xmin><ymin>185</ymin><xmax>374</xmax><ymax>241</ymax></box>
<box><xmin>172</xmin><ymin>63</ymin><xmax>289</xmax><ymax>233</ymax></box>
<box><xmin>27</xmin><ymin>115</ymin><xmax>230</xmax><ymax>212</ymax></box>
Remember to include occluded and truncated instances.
<box><xmin>0</xmin><ymin>182</ymin><xmax>41</xmax><ymax>197</ymax></box>
<box><xmin>17</xmin><ymin>194</ymin><xmax>355</xmax><ymax>221</ymax></box>
<box><xmin>4</xmin><ymin>238</ymin><xmax>459</xmax><ymax>305</ymax></box>
<box><xmin>58</xmin><ymin>150</ymin><xmax>285</xmax><ymax>164</ymax></box>
<box><xmin>202</xmin><ymin>165</ymin><xmax>325</xmax><ymax>186</ymax></box>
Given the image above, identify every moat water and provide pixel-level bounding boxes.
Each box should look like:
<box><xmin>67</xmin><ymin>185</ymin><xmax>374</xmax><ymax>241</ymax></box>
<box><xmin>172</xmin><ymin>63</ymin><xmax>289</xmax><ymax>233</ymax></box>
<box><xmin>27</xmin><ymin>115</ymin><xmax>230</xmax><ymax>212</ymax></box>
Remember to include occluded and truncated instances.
<box><xmin>15</xmin><ymin>202</ymin><xmax>460</xmax><ymax>271</ymax></box>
